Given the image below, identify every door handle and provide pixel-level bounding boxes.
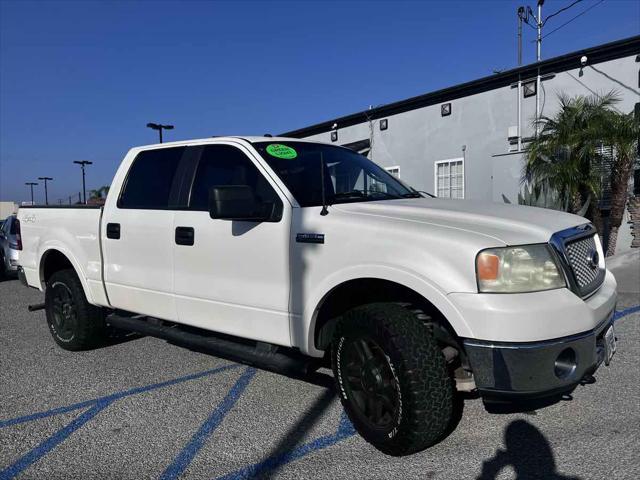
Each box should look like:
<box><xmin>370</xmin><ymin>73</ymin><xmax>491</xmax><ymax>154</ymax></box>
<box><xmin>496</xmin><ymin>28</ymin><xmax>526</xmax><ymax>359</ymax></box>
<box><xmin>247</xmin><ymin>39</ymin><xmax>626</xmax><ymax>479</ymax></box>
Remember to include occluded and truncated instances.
<box><xmin>106</xmin><ymin>223</ymin><xmax>120</xmax><ymax>239</ymax></box>
<box><xmin>175</xmin><ymin>226</ymin><xmax>195</xmax><ymax>246</ymax></box>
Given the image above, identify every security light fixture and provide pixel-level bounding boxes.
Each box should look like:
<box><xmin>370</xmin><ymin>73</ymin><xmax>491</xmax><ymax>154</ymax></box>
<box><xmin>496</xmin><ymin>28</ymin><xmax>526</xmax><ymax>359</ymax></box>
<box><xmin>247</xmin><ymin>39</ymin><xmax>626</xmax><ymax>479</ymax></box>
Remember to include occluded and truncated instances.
<box><xmin>441</xmin><ymin>103</ymin><xmax>451</xmax><ymax>117</ymax></box>
<box><xmin>523</xmin><ymin>81</ymin><xmax>537</xmax><ymax>97</ymax></box>
<box><xmin>146</xmin><ymin>122</ymin><xmax>174</xmax><ymax>143</ymax></box>
<box><xmin>25</xmin><ymin>182</ymin><xmax>38</xmax><ymax>204</ymax></box>
<box><xmin>38</xmin><ymin>176</ymin><xmax>53</xmax><ymax>205</ymax></box>
<box><xmin>380</xmin><ymin>119</ymin><xmax>388</xmax><ymax>131</ymax></box>
<box><xmin>73</xmin><ymin>161</ymin><xmax>93</xmax><ymax>204</ymax></box>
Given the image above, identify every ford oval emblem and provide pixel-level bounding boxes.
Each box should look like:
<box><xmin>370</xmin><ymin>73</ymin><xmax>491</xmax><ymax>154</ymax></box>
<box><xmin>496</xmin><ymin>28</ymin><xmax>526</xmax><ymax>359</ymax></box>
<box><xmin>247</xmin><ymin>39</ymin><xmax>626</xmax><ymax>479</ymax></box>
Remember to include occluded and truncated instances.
<box><xmin>587</xmin><ymin>249</ymin><xmax>599</xmax><ymax>270</ymax></box>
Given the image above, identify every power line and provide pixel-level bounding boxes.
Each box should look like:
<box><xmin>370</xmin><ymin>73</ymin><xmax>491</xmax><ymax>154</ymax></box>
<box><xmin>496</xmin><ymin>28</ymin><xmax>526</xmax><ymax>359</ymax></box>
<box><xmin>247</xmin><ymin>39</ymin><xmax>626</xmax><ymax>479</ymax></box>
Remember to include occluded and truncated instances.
<box><xmin>542</xmin><ymin>0</ymin><xmax>583</xmax><ymax>26</ymax></box>
<box><xmin>541</xmin><ymin>0</ymin><xmax>606</xmax><ymax>39</ymax></box>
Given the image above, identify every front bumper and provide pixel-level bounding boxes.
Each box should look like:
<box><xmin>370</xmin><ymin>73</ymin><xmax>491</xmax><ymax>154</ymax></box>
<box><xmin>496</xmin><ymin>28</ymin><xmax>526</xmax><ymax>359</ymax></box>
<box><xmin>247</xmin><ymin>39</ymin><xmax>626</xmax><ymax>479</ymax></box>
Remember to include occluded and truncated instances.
<box><xmin>464</xmin><ymin>309</ymin><xmax>615</xmax><ymax>399</ymax></box>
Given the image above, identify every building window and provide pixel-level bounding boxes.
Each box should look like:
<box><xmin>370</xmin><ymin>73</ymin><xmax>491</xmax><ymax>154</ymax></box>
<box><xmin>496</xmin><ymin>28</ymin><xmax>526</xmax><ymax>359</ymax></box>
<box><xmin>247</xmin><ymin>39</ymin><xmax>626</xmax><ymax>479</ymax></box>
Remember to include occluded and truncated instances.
<box><xmin>331</xmin><ymin>131</ymin><xmax>338</xmax><ymax>142</ymax></box>
<box><xmin>434</xmin><ymin>158</ymin><xmax>464</xmax><ymax>199</ymax></box>
<box><xmin>441</xmin><ymin>103</ymin><xmax>451</xmax><ymax>116</ymax></box>
<box><xmin>380</xmin><ymin>119</ymin><xmax>388</xmax><ymax>130</ymax></box>
<box><xmin>385</xmin><ymin>166</ymin><xmax>400</xmax><ymax>178</ymax></box>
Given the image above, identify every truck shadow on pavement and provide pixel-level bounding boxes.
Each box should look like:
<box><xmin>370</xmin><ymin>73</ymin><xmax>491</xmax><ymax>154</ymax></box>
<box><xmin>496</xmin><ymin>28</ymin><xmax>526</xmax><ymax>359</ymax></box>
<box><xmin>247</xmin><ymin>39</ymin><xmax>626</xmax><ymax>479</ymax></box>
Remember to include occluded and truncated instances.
<box><xmin>478</xmin><ymin>419</ymin><xmax>581</xmax><ymax>480</ymax></box>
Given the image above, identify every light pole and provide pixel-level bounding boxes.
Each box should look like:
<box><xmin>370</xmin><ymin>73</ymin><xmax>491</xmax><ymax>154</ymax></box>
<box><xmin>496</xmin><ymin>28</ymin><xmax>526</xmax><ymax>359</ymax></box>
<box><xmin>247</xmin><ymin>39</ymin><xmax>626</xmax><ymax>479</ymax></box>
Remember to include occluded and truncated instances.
<box><xmin>25</xmin><ymin>182</ymin><xmax>38</xmax><ymax>205</ymax></box>
<box><xmin>146</xmin><ymin>122</ymin><xmax>174</xmax><ymax>143</ymax></box>
<box><xmin>73</xmin><ymin>161</ymin><xmax>92</xmax><ymax>204</ymax></box>
<box><xmin>38</xmin><ymin>176</ymin><xmax>53</xmax><ymax>205</ymax></box>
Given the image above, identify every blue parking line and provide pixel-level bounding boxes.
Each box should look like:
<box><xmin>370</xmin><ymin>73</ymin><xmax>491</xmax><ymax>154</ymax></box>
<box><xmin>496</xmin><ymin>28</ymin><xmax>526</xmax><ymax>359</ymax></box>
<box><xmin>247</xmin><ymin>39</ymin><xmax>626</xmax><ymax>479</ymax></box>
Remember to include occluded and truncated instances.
<box><xmin>613</xmin><ymin>304</ymin><xmax>640</xmax><ymax>321</ymax></box>
<box><xmin>215</xmin><ymin>411</ymin><xmax>356</xmax><ymax>480</ymax></box>
<box><xmin>0</xmin><ymin>364</ymin><xmax>241</xmax><ymax>480</ymax></box>
<box><xmin>160</xmin><ymin>367</ymin><xmax>257</xmax><ymax>480</ymax></box>
<box><xmin>0</xmin><ymin>364</ymin><xmax>240</xmax><ymax>429</ymax></box>
<box><xmin>0</xmin><ymin>399</ymin><xmax>114</xmax><ymax>480</ymax></box>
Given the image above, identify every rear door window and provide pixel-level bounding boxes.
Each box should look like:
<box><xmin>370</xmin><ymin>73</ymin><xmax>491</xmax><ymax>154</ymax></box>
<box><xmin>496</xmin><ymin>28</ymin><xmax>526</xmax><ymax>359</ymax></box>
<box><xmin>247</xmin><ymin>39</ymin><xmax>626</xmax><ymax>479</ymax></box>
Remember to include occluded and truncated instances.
<box><xmin>118</xmin><ymin>147</ymin><xmax>186</xmax><ymax>209</ymax></box>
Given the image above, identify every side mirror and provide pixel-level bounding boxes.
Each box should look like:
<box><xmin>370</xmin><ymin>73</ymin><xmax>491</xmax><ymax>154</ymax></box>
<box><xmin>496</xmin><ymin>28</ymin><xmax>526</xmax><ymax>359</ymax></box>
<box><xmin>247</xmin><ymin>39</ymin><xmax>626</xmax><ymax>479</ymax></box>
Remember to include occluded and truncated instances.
<box><xmin>208</xmin><ymin>185</ymin><xmax>273</xmax><ymax>222</ymax></box>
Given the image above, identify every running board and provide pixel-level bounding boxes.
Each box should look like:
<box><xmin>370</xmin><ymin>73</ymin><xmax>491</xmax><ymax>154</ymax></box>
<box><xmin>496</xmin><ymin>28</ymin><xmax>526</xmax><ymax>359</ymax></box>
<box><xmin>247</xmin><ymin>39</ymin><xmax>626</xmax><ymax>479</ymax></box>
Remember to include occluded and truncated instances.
<box><xmin>106</xmin><ymin>313</ymin><xmax>318</xmax><ymax>377</ymax></box>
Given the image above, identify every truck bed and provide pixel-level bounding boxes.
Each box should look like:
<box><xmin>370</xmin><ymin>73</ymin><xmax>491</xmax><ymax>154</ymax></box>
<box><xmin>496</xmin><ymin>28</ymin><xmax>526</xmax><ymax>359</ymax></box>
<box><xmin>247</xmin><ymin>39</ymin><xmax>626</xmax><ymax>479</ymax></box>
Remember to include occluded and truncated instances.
<box><xmin>17</xmin><ymin>205</ymin><xmax>110</xmax><ymax>307</ymax></box>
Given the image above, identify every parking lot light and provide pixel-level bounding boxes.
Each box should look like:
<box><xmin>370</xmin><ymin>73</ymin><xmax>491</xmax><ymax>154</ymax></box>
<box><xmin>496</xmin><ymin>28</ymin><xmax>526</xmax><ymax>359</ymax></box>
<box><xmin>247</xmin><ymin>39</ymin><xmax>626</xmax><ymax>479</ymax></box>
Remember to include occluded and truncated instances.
<box><xmin>25</xmin><ymin>182</ymin><xmax>38</xmax><ymax>205</ymax></box>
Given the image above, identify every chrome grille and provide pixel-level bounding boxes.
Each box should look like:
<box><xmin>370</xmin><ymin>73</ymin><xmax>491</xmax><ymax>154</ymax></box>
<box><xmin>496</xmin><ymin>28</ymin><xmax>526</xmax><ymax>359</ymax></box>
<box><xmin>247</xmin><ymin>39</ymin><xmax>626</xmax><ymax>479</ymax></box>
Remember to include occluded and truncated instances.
<box><xmin>550</xmin><ymin>224</ymin><xmax>605</xmax><ymax>298</ymax></box>
<box><xmin>564</xmin><ymin>235</ymin><xmax>602</xmax><ymax>294</ymax></box>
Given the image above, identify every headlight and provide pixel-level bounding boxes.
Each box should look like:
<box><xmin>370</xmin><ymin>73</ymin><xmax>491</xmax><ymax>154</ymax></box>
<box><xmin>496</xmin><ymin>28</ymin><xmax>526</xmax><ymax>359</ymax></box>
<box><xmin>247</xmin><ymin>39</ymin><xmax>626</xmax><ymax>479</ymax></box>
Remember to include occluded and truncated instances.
<box><xmin>476</xmin><ymin>244</ymin><xmax>566</xmax><ymax>293</ymax></box>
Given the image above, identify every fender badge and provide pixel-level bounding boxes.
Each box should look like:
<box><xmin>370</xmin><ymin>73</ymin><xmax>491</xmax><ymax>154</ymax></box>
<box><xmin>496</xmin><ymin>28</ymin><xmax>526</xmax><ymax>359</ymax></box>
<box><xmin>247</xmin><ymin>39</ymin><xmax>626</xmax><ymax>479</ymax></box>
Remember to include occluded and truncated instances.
<box><xmin>296</xmin><ymin>233</ymin><xmax>325</xmax><ymax>244</ymax></box>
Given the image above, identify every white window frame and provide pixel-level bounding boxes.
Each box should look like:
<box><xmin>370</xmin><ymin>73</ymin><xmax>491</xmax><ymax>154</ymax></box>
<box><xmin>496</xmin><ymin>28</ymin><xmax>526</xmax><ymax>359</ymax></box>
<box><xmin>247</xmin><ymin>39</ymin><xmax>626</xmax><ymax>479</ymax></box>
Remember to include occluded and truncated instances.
<box><xmin>385</xmin><ymin>165</ymin><xmax>401</xmax><ymax>178</ymax></box>
<box><xmin>434</xmin><ymin>158</ymin><xmax>465</xmax><ymax>199</ymax></box>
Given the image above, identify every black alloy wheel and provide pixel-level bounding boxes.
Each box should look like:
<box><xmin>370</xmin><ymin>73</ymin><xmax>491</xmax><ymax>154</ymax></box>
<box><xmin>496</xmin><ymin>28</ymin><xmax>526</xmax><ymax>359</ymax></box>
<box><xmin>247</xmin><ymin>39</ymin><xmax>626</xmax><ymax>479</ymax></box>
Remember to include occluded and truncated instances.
<box><xmin>339</xmin><ymin>336</ymin><xmax>401</xmax><ymax>432</ymax></box>
<box><xmin>49</xmin><ymin>281</ymin><xmax>78</xmax><ymax>342</ymax></box>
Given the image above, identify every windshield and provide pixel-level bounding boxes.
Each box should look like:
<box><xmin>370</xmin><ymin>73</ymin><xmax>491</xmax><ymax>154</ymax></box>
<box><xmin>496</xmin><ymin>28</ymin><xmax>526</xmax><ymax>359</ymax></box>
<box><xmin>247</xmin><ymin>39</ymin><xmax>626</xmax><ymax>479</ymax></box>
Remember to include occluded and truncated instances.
<box><xmin>253</xmin><ymin>141</ymin><xmax>419</xmax><ymax>207</ymax></box>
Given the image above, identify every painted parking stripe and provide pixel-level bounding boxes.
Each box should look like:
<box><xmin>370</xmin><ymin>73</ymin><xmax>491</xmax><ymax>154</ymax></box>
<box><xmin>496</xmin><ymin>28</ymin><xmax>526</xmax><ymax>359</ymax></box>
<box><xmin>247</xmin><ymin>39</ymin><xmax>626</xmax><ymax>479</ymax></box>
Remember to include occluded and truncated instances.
<box><xmin>613</xmin><ymin>304</ymin><xmax>640</xmax><ymax>321</ymax></box>
<box><xmin>0</xmin><ymin>400</ymin><xmax>114</xmax><ymax>480</ymax></box>
<box><xmin>160</xmin><ymin>367</ymin><xmax>257</xmax><ymax>480</ymax></box>
<box><xmin>215</xmin><ymin>411</ymin><xmax>356</xmax><ymax>480</ymax></box>
<box><xmin>0</xmin><ymin>364</ymin><xmax>240</xmax><ymax>480</ymax></box>
<box><xmin>0</xmin><ymin>364</ymin><xmax>240</xmax><ymax>429</ymax></box>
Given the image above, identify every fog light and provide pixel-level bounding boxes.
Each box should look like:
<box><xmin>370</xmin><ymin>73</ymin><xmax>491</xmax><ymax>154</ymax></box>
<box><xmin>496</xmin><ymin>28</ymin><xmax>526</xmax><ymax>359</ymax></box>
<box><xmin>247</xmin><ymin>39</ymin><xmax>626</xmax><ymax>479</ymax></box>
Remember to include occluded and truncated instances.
<box><xmin>554</xmin><ymin>348</ymin><xmax>577</xmax><ymax>379</ymax></box>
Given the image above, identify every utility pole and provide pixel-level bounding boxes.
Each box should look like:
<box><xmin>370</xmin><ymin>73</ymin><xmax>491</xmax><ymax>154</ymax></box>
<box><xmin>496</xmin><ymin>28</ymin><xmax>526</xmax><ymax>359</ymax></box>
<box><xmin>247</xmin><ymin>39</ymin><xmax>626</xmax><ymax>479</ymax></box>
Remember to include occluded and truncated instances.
<box><xmin>25</xmin><ymin>182</ymin><xmax>38</xmax><ymax>205</ymax></box>
<box><xmin>516</xmin><ymin>6</ymin><xmax>526</xmax><ymax>151</ymax></box>
<box><xmin>73</xmin><ymin>161</ymin><xmax>93</xmax><ymax>204</ymax></box>
<box><xmin>517</xmin><ymin>6</ymin><xmax>524</xmax><ymax>66</ymax></box>
<box><xmin>38</xmin><ymin>176</ymin><xmax>53</xmax><ymax>205</ymax></box>
<box><xmin>535</xmin><ymin>0</ymin><xmax>544</xmax><ymax>136</ymax></box>
<box><xmin>146</xmin><ymin>123</ymin><xmax>174</xmax><ymax>143</ymax></box>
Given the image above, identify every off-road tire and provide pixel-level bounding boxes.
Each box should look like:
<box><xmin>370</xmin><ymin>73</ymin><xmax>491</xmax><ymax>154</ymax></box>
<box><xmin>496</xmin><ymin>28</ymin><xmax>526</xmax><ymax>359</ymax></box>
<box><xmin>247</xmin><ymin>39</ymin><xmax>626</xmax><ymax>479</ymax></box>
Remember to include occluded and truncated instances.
<box><xmin>331</xmin><ymin>302</ymin><xmax>453</xmax><ymax>456</ymax></box>
<box><xmin>45</xmin><ymin>269</ymin><xmax>107</xmax><ymax>350</ymax></box>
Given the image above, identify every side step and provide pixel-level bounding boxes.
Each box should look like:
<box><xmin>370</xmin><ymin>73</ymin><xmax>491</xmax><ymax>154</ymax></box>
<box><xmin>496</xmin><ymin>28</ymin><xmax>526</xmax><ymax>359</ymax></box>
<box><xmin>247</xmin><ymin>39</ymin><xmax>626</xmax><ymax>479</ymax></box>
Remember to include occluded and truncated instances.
<box><xmin>106</xmin><ymin>313</ymin><xmax>319</xmax><ymax>377</ymax></box>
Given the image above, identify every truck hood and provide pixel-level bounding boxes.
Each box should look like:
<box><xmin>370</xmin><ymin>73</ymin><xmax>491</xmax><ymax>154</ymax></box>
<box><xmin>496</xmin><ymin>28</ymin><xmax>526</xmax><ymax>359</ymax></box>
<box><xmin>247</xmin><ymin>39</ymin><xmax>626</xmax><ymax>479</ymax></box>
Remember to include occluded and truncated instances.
<box><xmin>332</xmin><ymin>198</ymin><xmax>587</xmax><ymax>246</ymax></box>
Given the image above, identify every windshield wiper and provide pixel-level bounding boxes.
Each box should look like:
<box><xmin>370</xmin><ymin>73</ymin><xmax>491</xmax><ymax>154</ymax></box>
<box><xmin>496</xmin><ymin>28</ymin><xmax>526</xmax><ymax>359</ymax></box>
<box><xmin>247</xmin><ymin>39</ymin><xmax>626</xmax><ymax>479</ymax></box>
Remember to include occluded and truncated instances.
<box><xmin>332</xmin><ymin>190</ymin><xmax>404</xmax><ymax>203</ymax></box>
<box><xmin>402</xmin><ymin>191</ymin><xmax>435</xmax><ymax>198</ymax></box>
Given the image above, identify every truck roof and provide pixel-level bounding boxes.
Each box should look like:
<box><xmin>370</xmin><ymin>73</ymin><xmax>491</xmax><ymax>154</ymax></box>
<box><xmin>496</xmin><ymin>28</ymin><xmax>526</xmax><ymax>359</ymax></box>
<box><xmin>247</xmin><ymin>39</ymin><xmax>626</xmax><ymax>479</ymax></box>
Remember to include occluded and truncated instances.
<box><xmin>135</xmin><ymin>136</ymin><xmax>325</xmax><ymax>150</ymax></box>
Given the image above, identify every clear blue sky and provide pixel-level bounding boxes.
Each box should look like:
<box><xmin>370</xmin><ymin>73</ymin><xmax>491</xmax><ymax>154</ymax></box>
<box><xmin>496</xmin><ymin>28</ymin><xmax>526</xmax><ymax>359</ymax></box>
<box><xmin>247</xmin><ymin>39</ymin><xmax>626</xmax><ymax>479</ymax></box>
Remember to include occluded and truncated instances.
<box><xmin>1</xmin><ymin>0</ymin><xmax>638</xmax><ymax>204</ymax></box>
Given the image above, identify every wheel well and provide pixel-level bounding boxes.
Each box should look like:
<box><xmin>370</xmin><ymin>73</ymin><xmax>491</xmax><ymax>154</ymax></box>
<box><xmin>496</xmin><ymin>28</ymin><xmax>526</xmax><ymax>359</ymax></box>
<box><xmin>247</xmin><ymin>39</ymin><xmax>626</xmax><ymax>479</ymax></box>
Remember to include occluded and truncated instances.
<box><xmin>41</xmin><ymin>250</ymin><xmax>74</xmax><ymax>286</ymax></box>
<box><xmin>314</xmin><ymin>278</ymin><xmax>460</xmax><ymax>352</ymax></box>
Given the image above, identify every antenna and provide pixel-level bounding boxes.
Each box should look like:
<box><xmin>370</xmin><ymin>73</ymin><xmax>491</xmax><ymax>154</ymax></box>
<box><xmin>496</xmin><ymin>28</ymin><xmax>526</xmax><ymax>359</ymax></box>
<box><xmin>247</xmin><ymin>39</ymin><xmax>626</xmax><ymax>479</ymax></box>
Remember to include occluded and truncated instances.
<box><xmin>320</xmin><ymin>151</ymin><xmax>329</xmax><ymax>216</ymax></box>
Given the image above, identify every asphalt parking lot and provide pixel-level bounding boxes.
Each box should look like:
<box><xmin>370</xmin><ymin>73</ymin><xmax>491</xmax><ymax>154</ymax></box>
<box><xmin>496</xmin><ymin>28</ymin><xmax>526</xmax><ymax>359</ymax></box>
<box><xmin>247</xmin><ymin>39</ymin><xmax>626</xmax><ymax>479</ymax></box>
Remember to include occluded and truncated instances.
<box><xmin>1</xmin><ymin>253</ymin><xmax>639</xmax><ymax>480</ymax></box>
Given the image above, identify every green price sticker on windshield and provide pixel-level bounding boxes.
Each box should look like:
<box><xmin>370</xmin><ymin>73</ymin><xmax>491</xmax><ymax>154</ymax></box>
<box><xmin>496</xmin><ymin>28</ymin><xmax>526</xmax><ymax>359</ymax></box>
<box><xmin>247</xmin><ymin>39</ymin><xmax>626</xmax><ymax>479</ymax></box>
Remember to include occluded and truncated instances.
<box><xmin>266</xmin><ymin>144</ymin><xmax>297</xmax><ymax>159</ymax></box>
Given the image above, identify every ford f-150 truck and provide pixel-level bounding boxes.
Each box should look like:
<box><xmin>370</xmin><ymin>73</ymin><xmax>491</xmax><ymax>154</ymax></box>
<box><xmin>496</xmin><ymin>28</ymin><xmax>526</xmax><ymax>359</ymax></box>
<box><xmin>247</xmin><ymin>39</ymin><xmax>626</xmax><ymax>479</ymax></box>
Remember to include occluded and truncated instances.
<box><xmin>17</xmin><ymin>137</ymin><xmax>617</xmax><ymax>456</ymax></box>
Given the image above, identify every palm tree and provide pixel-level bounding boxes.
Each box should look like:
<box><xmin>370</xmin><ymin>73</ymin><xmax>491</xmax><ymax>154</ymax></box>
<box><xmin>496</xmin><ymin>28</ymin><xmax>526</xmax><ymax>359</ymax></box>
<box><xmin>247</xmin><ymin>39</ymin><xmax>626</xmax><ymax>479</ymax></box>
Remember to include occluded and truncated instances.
<box><xmin>523</xmin><ymin>92</ymin><xmax>619</xmax><ymax>216</ymax></box>
<box><xmin>88</xmin><ymin>186</ymin><xmax>110</xmax><ymax>205</ymax></box>
<box><xmin>89</xmin><ymin>185</ymin><xmax>110</xmax><ymax>200</ymax></box>
<box><xmin>523</xmin><ymin>91</ymin><xmax>639</xmax><ymax>255</ymax></box>
<box><xmin>601</xmin><ymin>110</ymin><xmax>639</xmax><ymax>255</ymax></box>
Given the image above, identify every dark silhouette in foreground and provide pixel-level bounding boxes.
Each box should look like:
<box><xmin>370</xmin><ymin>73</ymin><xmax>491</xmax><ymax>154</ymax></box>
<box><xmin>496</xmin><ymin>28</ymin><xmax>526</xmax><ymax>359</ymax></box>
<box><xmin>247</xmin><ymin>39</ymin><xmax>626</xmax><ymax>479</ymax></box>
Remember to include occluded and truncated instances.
<box><xmin>478</xmin><ymin>420</ymin><xmax>581</xmax><ymax>480</ymax></box>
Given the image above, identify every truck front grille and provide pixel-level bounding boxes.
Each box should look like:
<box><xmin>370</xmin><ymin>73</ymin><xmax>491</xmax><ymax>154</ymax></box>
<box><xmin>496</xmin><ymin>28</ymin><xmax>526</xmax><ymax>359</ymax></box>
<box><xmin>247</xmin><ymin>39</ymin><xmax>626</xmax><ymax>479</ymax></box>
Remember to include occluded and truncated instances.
<box><xmin>550</xmin><ymin>225</ymin><xmax>605</xmax><ymax>298</ymax></box>
<box><xmin>565</xmin><ymin>235</ymin><xmax>601</xmax><ymax>291</ymax></box>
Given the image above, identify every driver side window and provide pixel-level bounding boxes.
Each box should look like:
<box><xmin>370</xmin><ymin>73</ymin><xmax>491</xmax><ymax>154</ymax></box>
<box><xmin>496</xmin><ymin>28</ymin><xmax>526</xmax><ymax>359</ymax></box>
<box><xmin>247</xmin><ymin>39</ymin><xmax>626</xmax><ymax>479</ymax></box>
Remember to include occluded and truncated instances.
<box><xmin>189</xmin><ymin>145</ymin><xmax>281</xmax><ymax>211</ymax></box>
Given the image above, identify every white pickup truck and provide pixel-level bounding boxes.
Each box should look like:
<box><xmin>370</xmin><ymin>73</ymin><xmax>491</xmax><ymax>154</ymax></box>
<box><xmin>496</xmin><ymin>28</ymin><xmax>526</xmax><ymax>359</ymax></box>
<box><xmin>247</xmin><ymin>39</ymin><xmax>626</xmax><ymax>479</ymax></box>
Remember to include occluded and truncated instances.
<box><xmin>17</xmin><ymin>136</ymin><xmax>617</xmax><ymax>456</ymax></box>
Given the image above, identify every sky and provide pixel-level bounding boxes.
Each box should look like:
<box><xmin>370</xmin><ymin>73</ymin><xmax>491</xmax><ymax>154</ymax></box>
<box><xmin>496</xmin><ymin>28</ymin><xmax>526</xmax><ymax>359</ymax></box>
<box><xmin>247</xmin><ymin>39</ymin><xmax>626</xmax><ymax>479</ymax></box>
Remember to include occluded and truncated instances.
<box><xmin>1</xmin><ymin>0</ymin><xmax>638</xmax><ymax>204</ymax></box>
